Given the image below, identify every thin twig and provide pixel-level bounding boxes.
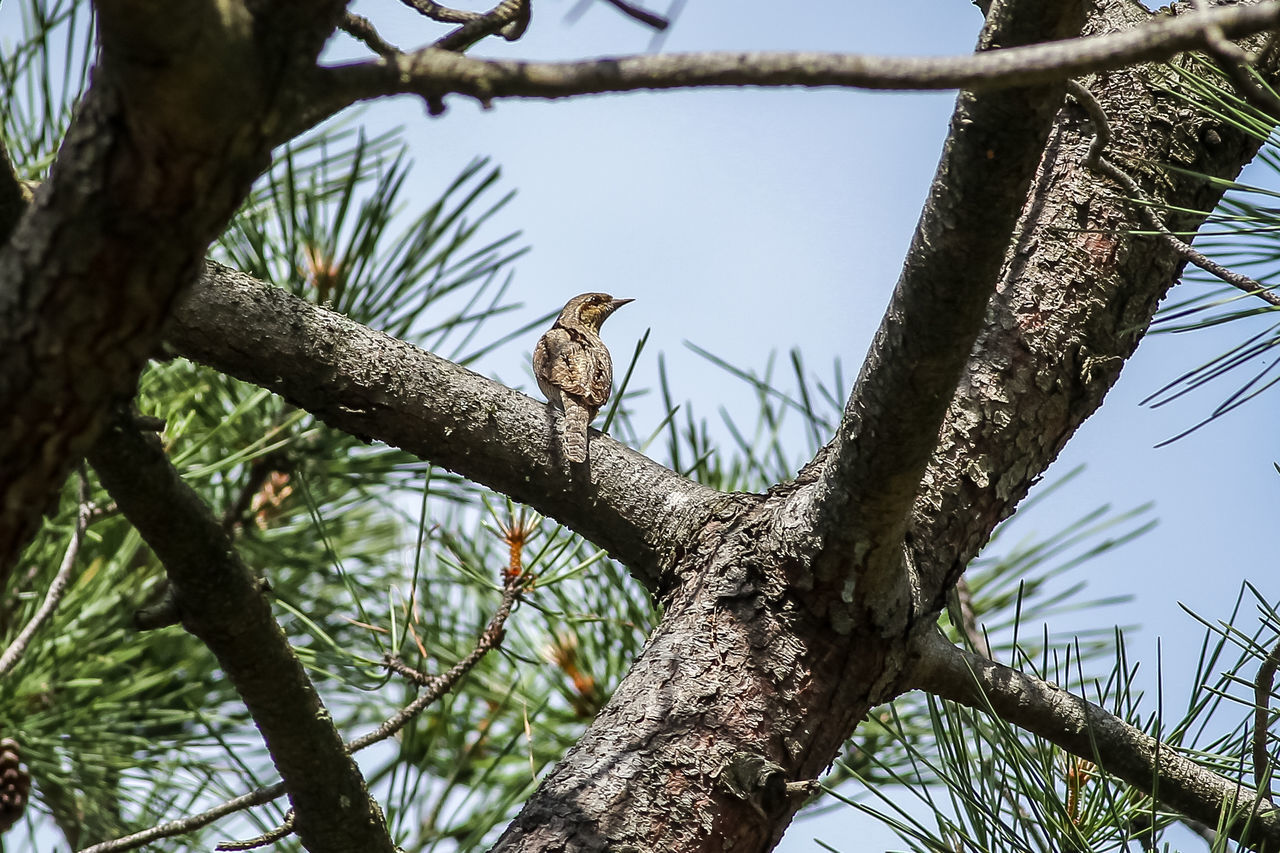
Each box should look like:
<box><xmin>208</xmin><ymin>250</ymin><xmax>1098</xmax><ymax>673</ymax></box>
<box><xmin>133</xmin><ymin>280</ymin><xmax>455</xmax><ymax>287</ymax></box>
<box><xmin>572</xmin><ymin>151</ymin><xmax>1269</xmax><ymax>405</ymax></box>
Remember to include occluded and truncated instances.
<box><xmin>1068</xmin><ymin>80</ymin><xmax>1280</xmax><ymax>308</ymax></box>
<box><xmin>339</xmin><ymin>12</ymin><xmax>402</xmax><ymax>59</ymax></box>
<box><xmin>217</xmin><ymin>563</ymin><xmax>529</xmax><ymax>851</ymax></box>
<box><xmin>76</xmin><ymin>783</ymin><xmax>287</xmax><ymax>853</ymax></box>
<box><xmin>216</xmin><ymin>811</ymin><xmax>294</xmax><ymax>852</ymax></box>
<box><xmin>350</xmin><ymin>572</ymin><xmax>527</xmax><ymax>753</ymax></box>
<box><xmin>0</xmin><ymin>471</ymin><xmax>91</xmax><ymax>678</ymax></box>
<box><xmin>1254</xmin><ymin>636</ymin><xmax>1280</xmax><ymax>799</ymax></box>
<box><xmin>434</xmin><ymin>0</ymin><xmax>532</xmax><ymax>53</ymax></box>
<box><xmin>397</xmin><ymin>0</ymin><xmax>479</xmax><ymax>24</ymax></box>
<box><xmin>1192</xmin><ymin>0</ymin><xmax>1280</xmax><ymax>120</ymax></box>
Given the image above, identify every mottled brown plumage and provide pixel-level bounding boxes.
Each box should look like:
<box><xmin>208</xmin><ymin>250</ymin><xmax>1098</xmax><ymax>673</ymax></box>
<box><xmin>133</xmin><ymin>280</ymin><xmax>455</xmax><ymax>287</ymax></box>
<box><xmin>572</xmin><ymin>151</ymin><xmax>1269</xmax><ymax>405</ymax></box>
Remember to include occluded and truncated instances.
<box><xmin>533</xmin><ymin>293</ymin><xmax>633</xmax><ymax>463</ymax></box>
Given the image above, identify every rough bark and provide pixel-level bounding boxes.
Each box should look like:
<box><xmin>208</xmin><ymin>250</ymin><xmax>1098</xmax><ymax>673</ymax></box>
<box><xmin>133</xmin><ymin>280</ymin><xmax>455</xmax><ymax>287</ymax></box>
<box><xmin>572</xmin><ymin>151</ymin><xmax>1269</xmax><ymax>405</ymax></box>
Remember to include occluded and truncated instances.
<box><xmin>810</xmin><ymin>0</ymin><xmax>1084</xmax><ymax>639</ymax></box>
<box><xmin>0</xmin><ymin>0</ymin><xmax>347</xmax><ymax>580</ymax></box>
<box><xmin>169</xmin><ymin>262</ymin><xmax>726</xmax><ymax>594</ymax></box>
<box><xmin>88</xmin><ymin>409</ymin><xmax>394</xmax><ymax>853</ymax></box>
<box><xmin>908</xmin><ymin>0</ymin><xmax>1273</xmax><ymax>617</ymax></box>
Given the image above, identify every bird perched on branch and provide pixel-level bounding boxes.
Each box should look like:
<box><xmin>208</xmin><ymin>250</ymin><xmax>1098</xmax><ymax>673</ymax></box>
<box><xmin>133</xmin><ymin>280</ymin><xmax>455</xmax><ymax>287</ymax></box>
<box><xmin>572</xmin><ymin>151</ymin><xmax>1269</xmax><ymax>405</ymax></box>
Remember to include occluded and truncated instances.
<box><xmin>533</xmin><ymin>293</ymin><xmax>633</xmax><ymax>464</ymax></box>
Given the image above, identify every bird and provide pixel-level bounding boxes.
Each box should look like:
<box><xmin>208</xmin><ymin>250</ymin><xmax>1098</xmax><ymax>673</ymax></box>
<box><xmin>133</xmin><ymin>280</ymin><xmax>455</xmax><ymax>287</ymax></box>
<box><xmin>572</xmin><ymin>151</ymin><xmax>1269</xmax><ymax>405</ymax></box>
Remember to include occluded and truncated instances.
<box><xmin>533</xmin><ymin>293</ymin><xmax>633</xmax><ymax>464</ymax></box>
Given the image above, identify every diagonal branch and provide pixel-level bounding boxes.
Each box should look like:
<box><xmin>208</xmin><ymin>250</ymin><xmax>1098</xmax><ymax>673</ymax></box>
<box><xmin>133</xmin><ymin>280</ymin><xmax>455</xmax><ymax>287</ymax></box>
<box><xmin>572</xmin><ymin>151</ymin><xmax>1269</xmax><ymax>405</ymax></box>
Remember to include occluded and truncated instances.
<box><xmin>296</xmin><ymin>0</ymin><xmax>1280</xmax><ymax>127</ymax></box>
<box><xmin>87</xmin><ymin>407</ymin><xmax>394</xmax><ymax>853</ymax></box>
<box><xmin>1254</xmin><ymin>636</ymin><xmax>1280</xmax><ymax>798</ymax></box>
<box><xmin>0</xmin><ymin>139</ymin><xmax>25</xmax><ymax>244</ymax></box>
<box><xmin>0</xmin><ymin>0</ymin><xmax>351</xmax><ymax>580</ymax></box>
<box><xmin>910</xmin><ymin>629</ymin><xmax>1280</xmax><ymax>849</ymax></box>
<box><xmin>166</xmin><ymin>262</ymin><xmax>727</xmax><ymax>593</ymax></box>
<box><xmin>906</xmin><ymin>0</ymin><xmax>1280</xmax><ymax>619</ymax></box>
<box><xmin>77</xmin><ymin>784</ymin><xmax>287</xmax><ymax>853</ymax></box>
<box><xmin>807</xmin><ymin>0</ymin><xmax>1084</xmax><ymax>633</ymax></box>
<box><xmin>0</xmin><ymin>471</ymin><xmax>91</xmax><ymax>678</ymax></box>
<box><xmin>1068</xmin><ymin>79</ymin><xmax>1280</xmax><ymax>308</ymax></box>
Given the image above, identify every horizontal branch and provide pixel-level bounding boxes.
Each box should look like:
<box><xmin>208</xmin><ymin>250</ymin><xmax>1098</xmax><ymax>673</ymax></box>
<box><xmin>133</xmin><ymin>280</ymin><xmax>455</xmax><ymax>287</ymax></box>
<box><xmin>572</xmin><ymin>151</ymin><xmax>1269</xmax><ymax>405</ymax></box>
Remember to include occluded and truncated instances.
<box><xmin>166</xmin><ymin>263</ymin><xmax>726</xmax><ymax>593</ymax></box>
<box><xmin>87</xmin><ymin>408</ymin><xmax>393</xmax><ymax>853</ymax></box>
<box><xmin>302</xmin><ymin>1</ymin><xmax>1280</xmax><ymax>123</ymax></box>
<box><xmin>910</xmin><ymin>629</ymin><xmax>1280</xmax><ymax>849</ymax></box>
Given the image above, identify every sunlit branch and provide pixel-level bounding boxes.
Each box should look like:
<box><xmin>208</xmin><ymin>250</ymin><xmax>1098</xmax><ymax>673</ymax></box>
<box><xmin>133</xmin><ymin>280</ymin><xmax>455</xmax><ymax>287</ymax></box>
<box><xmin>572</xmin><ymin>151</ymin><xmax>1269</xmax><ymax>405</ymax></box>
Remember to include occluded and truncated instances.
<box><xmin>297</xmin><ymin>1</ymin><xmax>1280</xmax><ymax>130</ymax></box>
<box><xmin>911</xmin><ymin>629</ymin><xmax>1280</xmax><ymax>849</ymax></box>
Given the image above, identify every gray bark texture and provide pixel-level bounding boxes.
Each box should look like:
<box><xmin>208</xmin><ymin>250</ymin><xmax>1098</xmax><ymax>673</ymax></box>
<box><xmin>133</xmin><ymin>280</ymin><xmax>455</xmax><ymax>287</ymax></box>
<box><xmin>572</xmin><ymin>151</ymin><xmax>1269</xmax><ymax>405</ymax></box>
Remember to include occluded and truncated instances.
<box><xmin>5</xmin><ymin>0</ymin><xmax>1280</xmax><ymax>850</ymax></box>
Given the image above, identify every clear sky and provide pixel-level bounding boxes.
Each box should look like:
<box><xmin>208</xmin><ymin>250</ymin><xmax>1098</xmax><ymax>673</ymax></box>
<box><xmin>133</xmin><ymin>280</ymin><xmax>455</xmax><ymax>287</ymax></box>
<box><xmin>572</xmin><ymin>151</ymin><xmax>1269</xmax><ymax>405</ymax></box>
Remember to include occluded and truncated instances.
<box><xmin>5</xmin><ymin>0</ymin><xmax>1277</xmax><ymax>849</ymax></box>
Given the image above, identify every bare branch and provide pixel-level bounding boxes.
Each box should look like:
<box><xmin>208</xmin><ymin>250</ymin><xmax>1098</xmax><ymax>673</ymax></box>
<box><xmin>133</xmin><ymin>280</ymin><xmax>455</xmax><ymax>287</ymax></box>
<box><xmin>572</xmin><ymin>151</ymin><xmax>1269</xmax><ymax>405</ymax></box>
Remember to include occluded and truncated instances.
<box><xmin>0</xmin><ymin>471</ymin><xmax>91</xmax><ymax>678</ymax></box>
<box><xmin>216</xmin><ymin>812</ymin><xmax>295</xmax><ymax>852</ymax></box>
<box><xmin>910</xmin><ymin>629</ymin><xmax>1280</xmax><ymax>849</ymax></box>
<box><xmin>434</xmin><ymin>0</ymin><xmax>532</xmax><ymax>53</ymax></box>
<box><xmin>1069</xmin><ymin>80</ymin><xmax>1280</xmax><ymax>307</ymax></box>
<box><xmin>1255</xmin><ymin>636</ymin><xmax>1280</xmax><ymax>798</ymax></box>
<box><xmin>598</xmin><ymin>0</ymin><xmax>669</xmax><ymax>31</ymax></box>
<box><xmin>350</xmin><ymin>570</ymin><xmax>526</xmax><ymax>753</ymax></box>
<box><xmin>340</xmin><ymin>12</ymin><xmax>402</xmax><ymax>59</ymax></box>
<box><xmin>166</xmin><ymin>262</ymin><xmax>727</xmax><ymax>594</ymax></box>
<box><xmin>397</xmin><ymin>0</ymin><xmax>480</xmax><ymax>24</ymax></box>
<box><xmin>87</xmin><ymin>408</ymin><xmax>394</xmax><ymax>853</ymax></box>
<box><xmin>1193</xmin><ymin>0</ymin><xmax>1280</xmax><ymax>120</ymax></box>
<box><xmin>76</xmin><ymin>783</ymin><xmax>287</xmax><ymax>853</ymax></box>
<box><xmin>300</xmin><ymin>1</ymin><xmax>1280</xmax><ymax>124</ymax></box>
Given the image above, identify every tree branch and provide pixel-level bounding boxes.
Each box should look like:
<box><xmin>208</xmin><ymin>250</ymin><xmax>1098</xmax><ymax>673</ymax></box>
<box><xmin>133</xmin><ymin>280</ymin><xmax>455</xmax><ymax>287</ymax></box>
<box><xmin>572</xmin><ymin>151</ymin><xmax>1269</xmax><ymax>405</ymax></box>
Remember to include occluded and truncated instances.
<box><xmin>298</xmin><ymin>0</ymin><xmax>1280</xmax><ymax>125</ymax></box>
<box><xmin>808</xmin><ymin>0</ymin><xmax>1084</xmax><ymax>635</ymax></box>
<box><xmin>907</xmin><ymin>0</ymin><xmax>1280</xmax><ymax>617</ymax></box>
<box><xmin>0</xmin><ymin>471</ymin><xmax>91</xmax><ymax>678</ymax></box>
<box><xmin>166</xmin><ymin>262</ymin><xmax>727</xmax><ymax>594</ymax></box>
<box><xmin>77</xmin><ymin>783</ymin><xmax>287</xmax><ymax>853</ymax></box>
<box><xmin>1254</xmin><ymin>636</ymin><xmax>1280</xmax><ymax>798</ymax></box>
<box><xmin>910</xmin><ymin>629</ymin><xmax>1280</xmax><ymax>849</ymax></box>
<box><xmin>0</xmin><ymin>138</ymin><xmax>25</xmax><ymax>244</ymax></box>
<box><xmin>87</xmin><ymin>408</ymin><xmax>394</xmax><ymax>853</ymax></box>
<box><xmin>1069</xmin><ymin>79</ymin><xmax>1280</xmax><ymax>308</ymax></box>
<box><xmin>0</xmin><ymin>0</ymin><xmax>350</xmax><ymax>579</ymax></box>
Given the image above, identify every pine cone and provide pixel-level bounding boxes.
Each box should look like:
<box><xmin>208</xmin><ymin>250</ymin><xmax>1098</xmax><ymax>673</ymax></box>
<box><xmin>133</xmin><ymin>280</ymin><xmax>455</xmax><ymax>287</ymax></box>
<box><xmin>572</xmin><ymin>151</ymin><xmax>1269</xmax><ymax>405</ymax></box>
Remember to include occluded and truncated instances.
<box><xmin>0</xmin><ymin>738</ymin><xmax>30</xmax><ymax>833</ymax></box>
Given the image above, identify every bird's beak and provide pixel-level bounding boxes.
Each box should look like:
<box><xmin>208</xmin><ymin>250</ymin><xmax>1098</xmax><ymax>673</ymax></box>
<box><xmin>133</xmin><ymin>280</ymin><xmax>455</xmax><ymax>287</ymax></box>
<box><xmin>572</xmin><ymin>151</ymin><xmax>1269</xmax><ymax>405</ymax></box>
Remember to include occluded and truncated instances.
<box><xmin>610</xmin><ymin>298</ymin><xmax>635</xmax><ymax>310</ymax></box>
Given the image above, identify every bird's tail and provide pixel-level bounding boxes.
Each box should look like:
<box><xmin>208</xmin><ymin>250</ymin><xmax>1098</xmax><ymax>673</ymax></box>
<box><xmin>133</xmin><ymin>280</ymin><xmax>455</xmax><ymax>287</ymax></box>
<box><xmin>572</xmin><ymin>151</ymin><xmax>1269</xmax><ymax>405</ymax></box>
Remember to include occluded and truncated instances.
<box><xmin>563</xmin><ymin>403</ymin><xmax>590</xmax><ymax>464</ymax></box>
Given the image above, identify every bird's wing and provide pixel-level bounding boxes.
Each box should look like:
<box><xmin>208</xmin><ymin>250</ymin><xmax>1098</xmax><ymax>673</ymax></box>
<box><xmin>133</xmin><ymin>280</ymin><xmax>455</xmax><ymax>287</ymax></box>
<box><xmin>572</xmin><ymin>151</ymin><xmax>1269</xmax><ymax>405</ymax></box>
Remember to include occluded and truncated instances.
<box><xmin>538</xmin><ymin>329</ymin><xmax>612</xmax><ymax>408</ymax></box>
